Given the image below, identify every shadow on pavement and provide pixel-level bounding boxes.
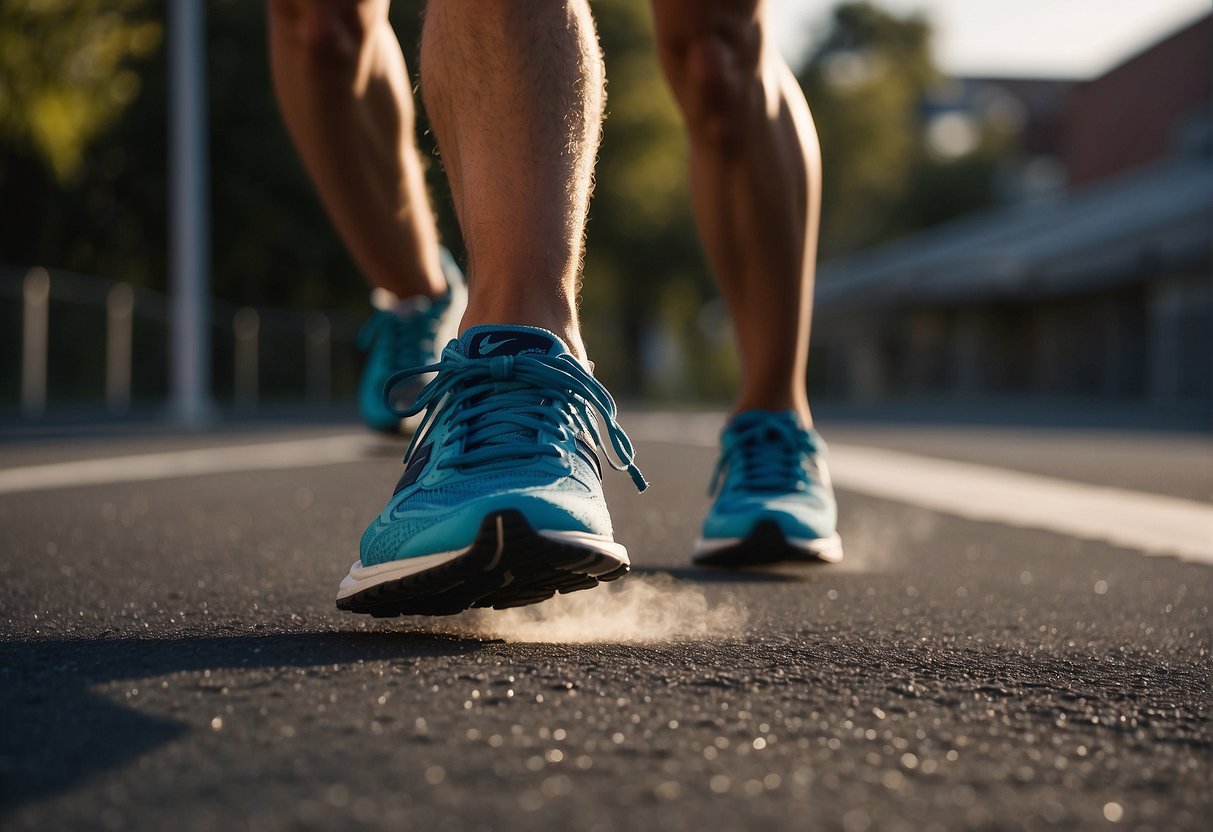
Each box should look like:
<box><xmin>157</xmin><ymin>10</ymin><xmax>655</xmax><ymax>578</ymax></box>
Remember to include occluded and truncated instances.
<box><xmin>0</xmin><ymin>631</ymin><xmax>488</xmax><ymax>812</ymax></box>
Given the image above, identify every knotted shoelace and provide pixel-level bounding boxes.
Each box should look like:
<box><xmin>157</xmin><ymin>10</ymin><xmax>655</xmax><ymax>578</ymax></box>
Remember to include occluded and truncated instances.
<box><xmin>709</xmin><ymin>413</ymin><xmax>818</xmax><ymax>496</ymax></box>
<box><xmin>385</xmin><ymin>347</ymin><xmax>648</xmax><ymax>492</ymax></box>
<box><xmin>357</xmin><ymin>303</ymin><xmax>440</xmax><ymax>369</ymax></box>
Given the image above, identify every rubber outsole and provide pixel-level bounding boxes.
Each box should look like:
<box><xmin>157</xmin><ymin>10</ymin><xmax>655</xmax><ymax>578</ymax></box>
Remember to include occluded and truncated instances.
<box><xmin>337</xmin><ymin>510</ymin><xmax>628</xmax><ymax>617</ymax></box>
<box><xmin>692</xmin><ymin>520</ymin><xmax>843</xmax><ymax>568</ymax></box>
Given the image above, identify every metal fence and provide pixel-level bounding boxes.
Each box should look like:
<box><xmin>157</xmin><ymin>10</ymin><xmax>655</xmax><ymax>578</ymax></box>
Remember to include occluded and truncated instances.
<box><xmin>1</xmin><ymin>266</ymin><xmax>365</xmax><ymax>420</ymax></box>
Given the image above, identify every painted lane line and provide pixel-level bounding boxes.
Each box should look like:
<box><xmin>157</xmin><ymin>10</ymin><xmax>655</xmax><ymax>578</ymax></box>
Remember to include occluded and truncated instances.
<box><xmin>625</xmin><ymin>416</ymin><xmax>1212</xmax><ymax>565</ymax></box>
<box><xmin>0</xmin><ymin>434</ymin><xmax>380</xmax><ymax>496</ymax></box>
<box><xmin>1</xmin><ymin>422</ymin><xmax>1209</xmax><ymax>565</ymax></box>
<box><xmin>827</xmin><ymin>443</ymin><xmax>1212</xmax><ymax>564</ymax></box>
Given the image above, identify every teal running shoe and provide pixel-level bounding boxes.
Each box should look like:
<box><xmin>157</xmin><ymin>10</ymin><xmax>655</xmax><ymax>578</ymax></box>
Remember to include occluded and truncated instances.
<box><xmin>337</xmin><ymin>324</ymin><xmax>648</xmax><ymax>616</ymax></box>
<box><xmin>693</xmin><ymin>410</ymin><xmax>843</xmax><ymax>567</ymax></box>
<box><xmin>356</xmin><ymin>248</ymin><xmax>467</xmax><ymax>433</ymax></box>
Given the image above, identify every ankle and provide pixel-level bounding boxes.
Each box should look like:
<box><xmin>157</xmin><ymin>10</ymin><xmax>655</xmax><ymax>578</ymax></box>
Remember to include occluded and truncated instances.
<box><xmin>732</xmin><ymin>394</ymin><xmax>813</xmax><ymax>430</ymax></box>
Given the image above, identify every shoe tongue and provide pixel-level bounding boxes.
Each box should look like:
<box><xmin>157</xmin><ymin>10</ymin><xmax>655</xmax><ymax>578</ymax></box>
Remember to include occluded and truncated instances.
<box><xmin>459</xmin><ymin>325</ymin><xmax>568</xmax><ymax>359</ymax></box>
<box><xmin>452</xmin><ymin>326</ymin><xmax>572</xmax><ymax>459</ymax></box>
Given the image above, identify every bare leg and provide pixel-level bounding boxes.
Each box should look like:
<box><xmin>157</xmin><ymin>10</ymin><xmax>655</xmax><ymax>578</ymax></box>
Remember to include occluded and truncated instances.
<box><xmin>651</xmin><ymin>0</ymin><xmax>821</xmax><ymax>426</ymax></box>
<box><xmin>267</xmin><ymin>0</ymin><xmax>446</xmax><ymax>299</ymax></box>
<box><xmin>420</xmin><ymin>0</ymin><xmax>605</xmax><ymax>361</ymax></box>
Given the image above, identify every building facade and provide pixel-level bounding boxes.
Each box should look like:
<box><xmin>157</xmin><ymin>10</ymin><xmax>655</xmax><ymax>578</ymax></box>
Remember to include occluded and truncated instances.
<box><xmin>813</xmin><ymin>15</ymin><xmax>1212</xmax><ymax>420</ymax></box>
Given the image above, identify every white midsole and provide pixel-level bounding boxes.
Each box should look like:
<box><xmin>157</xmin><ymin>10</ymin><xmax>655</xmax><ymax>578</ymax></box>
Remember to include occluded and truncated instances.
<box><xmin>336</xmin><ymin>527</ymin><xmax>629</xmax><ymax>601</ymax></box>
<box><xmin>692</xmin><ymin>532</ymin><xmax>844</xmax><ymax>563</ymax></box>
<box><xmin>337</xmin><ymin>547</ymin><xmax>467</xmax><ymax>599</ymax></box>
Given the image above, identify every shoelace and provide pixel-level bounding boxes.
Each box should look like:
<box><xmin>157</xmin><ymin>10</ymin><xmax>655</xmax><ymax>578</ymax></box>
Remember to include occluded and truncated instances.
<box><xmin>709</xmin><ymin>414</ymin><xmax>817</xmax><ymax>496</ymax></box>
<box><xmin>385</xmin><ymin>347</ymin><xmax>648</xmax><ymax>492</ymax></box>
<box><xmin>357</xmin><ymin>304</ymin><xmax>440</xmax><ymax>370</ymax></box>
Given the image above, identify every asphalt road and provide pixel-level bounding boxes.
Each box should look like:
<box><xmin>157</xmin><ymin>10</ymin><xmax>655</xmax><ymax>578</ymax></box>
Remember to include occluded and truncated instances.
<box><xmin>1</xmin><ymin>417</ymin><xmax>1210</xmax><ymax>831</ymax></box>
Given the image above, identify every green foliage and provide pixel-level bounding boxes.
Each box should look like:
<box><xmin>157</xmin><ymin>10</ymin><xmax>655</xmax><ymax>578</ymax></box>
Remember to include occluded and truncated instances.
<box><xmin>0</xmin><ymin>1</ymin><xmax>166</xmax><ymax>285</ymax></box>
<box><xmin>800</xmin><ymin>2</ymin><xmax>1011</xmax><ymax>256</ymax></box>
<box><xmin>0</xmin><ymin>0</ymin><xmax>160</xmax><ymax>183</ymax></box>
<box><xmin>799</xmin><ymin>2</ymin><xmax>936</xmax><ymax>255</ymax></box>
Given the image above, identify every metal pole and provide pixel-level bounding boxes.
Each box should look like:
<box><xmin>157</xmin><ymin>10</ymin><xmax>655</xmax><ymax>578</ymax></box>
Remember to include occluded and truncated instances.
<box><xmin>169</xmin><ymin>0</ymin><xmax>215</xmax><ymax>427</ymax></box>
<box><xmin>107</xmin><ymin>283</ymin><xmax>135</xmax><ymax>414</ymax></box>
<box><xmin>21</xmin><ymin>267</ymin><xmax>50</xmax><ymax>419</ymax></box>
<box><xmin>234</xmin><ymin>307</ymin><xmax>260</xmax><ymax>413</ymax></box>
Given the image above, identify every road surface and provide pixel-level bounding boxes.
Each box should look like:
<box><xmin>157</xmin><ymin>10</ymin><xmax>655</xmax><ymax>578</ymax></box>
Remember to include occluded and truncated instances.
<box><xmin>2</xmin><ymin>414</ymin><xmax>1210</xmax><ymax>831</ymax></box>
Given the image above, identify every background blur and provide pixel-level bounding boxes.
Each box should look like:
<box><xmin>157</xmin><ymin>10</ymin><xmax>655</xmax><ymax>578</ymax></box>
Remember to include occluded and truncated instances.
<box><xmin>1</xmin><ymin>0</ymin><xmax>1210</xmax><ymax>427</ymax></box>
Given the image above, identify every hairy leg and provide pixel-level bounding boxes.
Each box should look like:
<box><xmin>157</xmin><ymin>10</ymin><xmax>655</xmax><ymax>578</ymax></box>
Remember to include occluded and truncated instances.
<box><xmin>651</xmin><ymin>0</ymin><xmax>821</xmax><ymax>425</ymax></box>
<box><xmin>267</xmin><ymin>0</ymin><xmax>445</xmax><ymax>299</ymax></box>
<box><xmin>420</xmin><ymin>0</ymin><xmax>605</xmax><ymax>360</ymax></box>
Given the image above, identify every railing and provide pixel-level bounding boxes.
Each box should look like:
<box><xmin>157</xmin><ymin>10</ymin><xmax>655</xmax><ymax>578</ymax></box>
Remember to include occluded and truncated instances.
<box><xmin>1</xmin><ymin>266</ymin><xmax>365</xmax><ymax>420</ymax></box>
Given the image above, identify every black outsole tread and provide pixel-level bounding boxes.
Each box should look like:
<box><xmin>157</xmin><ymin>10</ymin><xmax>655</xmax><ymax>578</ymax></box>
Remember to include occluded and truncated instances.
<box><xmin>693</xmin><ymin>519</ymin><xmax>839</xmax><ymax>568</ymax></box>
<box><xmin>338</xmin><ymin>510</ymin><xmax>627</xmax><ymax>617</ymax></box>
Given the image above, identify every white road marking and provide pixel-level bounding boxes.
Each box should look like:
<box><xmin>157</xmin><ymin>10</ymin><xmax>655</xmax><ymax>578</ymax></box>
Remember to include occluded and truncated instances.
<box><xmin>827</xmin><ymin>444</ymin><xmax>1212</xmax><ymax>564</ymax></box>
<box><xmin>0</xmin><ymin>434</ymin><xmax>382</xmax><ymax>496</ymax></box>
<box><xmin>627</xmin><ymin>413</ymin><xmax>1213</xmax><ymax>565</ymax></box>
<box><xmin>1</xmin><ymin>420</ymin><xmax>1209</xmax><ymax>565</ymax></box>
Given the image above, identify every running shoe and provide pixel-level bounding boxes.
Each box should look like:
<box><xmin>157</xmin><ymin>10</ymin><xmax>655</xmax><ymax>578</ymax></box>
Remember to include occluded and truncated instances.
<box><xmin>693</xmin><ymin>410</ymin><xmax>843</xmax><ymax>566</ymax></box>
<box><xmin>356</xmin><ymin>248</ymin><xmax>467</xmax><ymax>433</ymax></box>
<box><xmin>337</xmin><ymin>324</ymin><xmax>648</xmax><ymax>616</ymax></box>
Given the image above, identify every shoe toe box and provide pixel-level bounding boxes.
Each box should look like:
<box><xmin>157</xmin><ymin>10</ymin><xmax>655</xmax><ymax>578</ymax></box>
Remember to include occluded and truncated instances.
<box><xmin>703</xmin><ymin>487</ymin><xmax>837</xmax><ymax>542</ymax></box>
<box><xmin>360</xmin><ymin>469</ymin><xmax>612</xmax><ymax>566</ymax></box>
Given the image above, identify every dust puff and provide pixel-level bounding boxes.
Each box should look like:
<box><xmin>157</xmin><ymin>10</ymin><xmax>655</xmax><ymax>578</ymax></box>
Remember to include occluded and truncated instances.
<box><xmin>457</xmin><ymin>573</ymin><xmax>748</xmax><ymax>644</ymax></box>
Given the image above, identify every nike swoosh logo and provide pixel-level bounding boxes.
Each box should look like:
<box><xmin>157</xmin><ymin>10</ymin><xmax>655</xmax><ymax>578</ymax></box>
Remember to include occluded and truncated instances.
<box><xmin>478</xmin><ymin>335</ymin><xmax>515</xmax><ymax>356</ymax></box>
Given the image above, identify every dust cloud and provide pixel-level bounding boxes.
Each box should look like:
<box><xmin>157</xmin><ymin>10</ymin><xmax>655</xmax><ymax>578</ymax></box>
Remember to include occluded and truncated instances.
<box><xmin>458</xmin><ymin>573</ymin><xmax>748</xmax><ymax>644</ymax></box>
<box><xmin>832</xmin><ymin>504</ymin><xmax>939</xmax><ymax>572</ymax></box>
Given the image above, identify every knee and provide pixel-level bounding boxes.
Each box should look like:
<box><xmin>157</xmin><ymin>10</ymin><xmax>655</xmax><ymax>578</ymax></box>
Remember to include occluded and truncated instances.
<box><xmin>267</xmin><ymin>0</ymin><xmax>383</xmax><ymax>68</ymax></box>
<box><xmin>654</xmin><ymin>15</ymin><xmax>764</xmax><ymax>147</ymax></box>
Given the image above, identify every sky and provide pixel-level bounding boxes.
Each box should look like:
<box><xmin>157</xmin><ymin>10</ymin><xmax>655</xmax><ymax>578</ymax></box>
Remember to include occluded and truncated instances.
<box><xmin>769</xmin><ymin>0</ymin><xmax>1211</xmax><ymax>79</ymax></box>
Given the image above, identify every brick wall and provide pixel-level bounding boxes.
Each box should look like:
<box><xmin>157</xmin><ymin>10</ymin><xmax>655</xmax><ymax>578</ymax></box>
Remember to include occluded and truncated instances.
<box><xmin>1063</xmin><ymin>16</ymin><xmax>1211</xmax><ymax>186</ymax></box>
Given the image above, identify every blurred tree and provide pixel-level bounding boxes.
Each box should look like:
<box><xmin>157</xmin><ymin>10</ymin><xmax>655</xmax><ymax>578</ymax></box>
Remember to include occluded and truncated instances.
<box><xmin>0</xmin><ymin>0</ymin><xmax>161</xmax><ymax>183</ymax></box>
<box><xmin>0</xmin><ymin>0</ymin><xmax>165</xmax><ymax>284</ymax></box>
<box><xmin>799</xmin><ymin>2</ymin><xmax>936</xmax><ymax>256</ymax></box>
<box><xmin>800</xmin><ymin>2</ymin><xmax>1012</xmax><ymax>257</ymax></box>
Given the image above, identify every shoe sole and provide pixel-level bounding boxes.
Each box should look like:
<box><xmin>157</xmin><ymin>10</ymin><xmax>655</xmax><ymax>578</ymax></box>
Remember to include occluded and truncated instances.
<box><xmin>336</xmin><ymin>510</ymin><xmax>629</xmax><ymax>617</ymax></box>
<box><xmin>692</xmin><ymin>520</ymin><xmax>843</xmax><ymax>568</ymax></box>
